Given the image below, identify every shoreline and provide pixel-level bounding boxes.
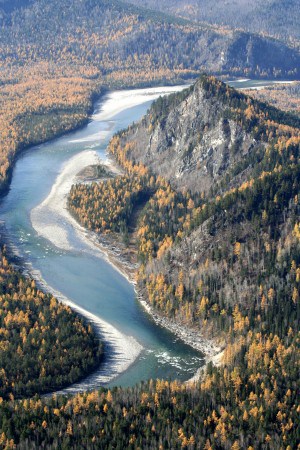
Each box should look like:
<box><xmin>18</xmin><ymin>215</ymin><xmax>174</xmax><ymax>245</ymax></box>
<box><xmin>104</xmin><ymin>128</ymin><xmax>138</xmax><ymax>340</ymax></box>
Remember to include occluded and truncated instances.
<box><xmin>66</xmin><ymin>208</ymin><xmax>222</xmax><ymax>360</ymax></box>
<box><xmin>0</xmin><ymin>225</ymin><xmax>143</xmax><ymax>394</ymax></box>
<box><xmin>83</xmin><ymin>225</ymin><xmax>223</xmax><ymax>363</ymax></box>
<box><xmin>84</xmin><ymin>219</ymin><xmax>222</xmax><ymax>359</ymax></box>
<box><xmin>0</xmin><ymin>87</ymin><xmax>106</xmax><ymax>200</ymax></box>
<box><xmin>64</xmin><ymin>203</ymin><xmax>224</xmax><ymax>383</ymax></box>
<box><xmin>30</xmin><ymin>146</ymin><xmax>222</xmax><ymax>383</ymax></box>
<box><xmin>68</xmin><ymin>201</ymin><xmax>224</xmax><ymax>384</ymax></box>
<box><xmin>23</xmin><ymin>262</ymin><xmax>143</xmax><ymax>394</ymax></box>
<box><xmin>65</xmin><ymin>156</ymin><xmax>223</xmax><ymax>365</ymax></box>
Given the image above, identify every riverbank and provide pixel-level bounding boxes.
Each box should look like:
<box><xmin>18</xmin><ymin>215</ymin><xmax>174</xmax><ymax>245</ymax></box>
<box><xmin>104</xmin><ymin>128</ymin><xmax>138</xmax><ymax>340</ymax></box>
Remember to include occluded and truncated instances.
<box><xmin>64</xmin><ymin>153</ymin><xmax>222</xmax><ymax>365</ymax></box>
<box><xmin>27</xmin><ymin>154</ymin><xmax>146</xmax><ymax>390</ymax></box>
<box><xmin>72</xmin><ymin>209</ymin><xmax>223</xmax><ymax>361</ymax></box>
<box><xmin>25</xmin><ymin>85</ymin><xmax>209</xmax><ymax>388</ymax></box>
<box><xmin>29</xmin><ymin>138</ymin><xmax>221</xmax><ymax>382</ymax></box>
<box><xmin>0</xmin><ymin>221</ymin><xmax>143</xmax><ymax>392</ymax></box>
<box><xmin>84</xmin><ymin>215</ymin><xmax>223</xmax><ymax>364</ymax></box>
<box><xmin>0</xmin><ymin>84</ymin><xmax>106</xmax><ymax>200</ymax></box>
<box><xmin>75</xmin><ymin>218</ymin><xmax>224</xmax><ymax>383</ymax></box>
<box><xmin>24</xmin><ymin>264</ymin><xmax>143</xmax><ymax>393</ymax></box>
<box><xmin>83</xmin><ymin>154</ymin><xmax>223</xmax><ymax>360</ymax></box>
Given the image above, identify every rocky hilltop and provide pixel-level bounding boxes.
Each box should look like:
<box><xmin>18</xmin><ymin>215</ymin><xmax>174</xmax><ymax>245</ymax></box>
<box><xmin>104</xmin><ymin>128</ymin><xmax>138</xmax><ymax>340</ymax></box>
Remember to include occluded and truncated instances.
<box><xmin>123</xmin><ymin>82</ymin><xmax>258</xmax><ymax>194</ymax></box>
<box><xmin>118</xmin><ymin>75</ymin><xmax>299</xmax><ymax>194</ymax></box>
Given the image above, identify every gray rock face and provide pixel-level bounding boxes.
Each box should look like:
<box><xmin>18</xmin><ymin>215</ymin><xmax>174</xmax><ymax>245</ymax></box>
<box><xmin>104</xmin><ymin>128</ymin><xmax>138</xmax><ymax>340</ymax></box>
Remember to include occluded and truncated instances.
<box><xmin>125</xmin><ymin>80</ymin><xmax>263</xmax><ymax>194</ymax></box>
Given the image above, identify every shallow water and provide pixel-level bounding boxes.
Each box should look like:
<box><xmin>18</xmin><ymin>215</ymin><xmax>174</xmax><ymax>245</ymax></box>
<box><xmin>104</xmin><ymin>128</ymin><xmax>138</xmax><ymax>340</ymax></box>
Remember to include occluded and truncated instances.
<box><xmin>0</xmin><ymin>86</ymin><xmax>206</xmax><ymax>392</ymax></box>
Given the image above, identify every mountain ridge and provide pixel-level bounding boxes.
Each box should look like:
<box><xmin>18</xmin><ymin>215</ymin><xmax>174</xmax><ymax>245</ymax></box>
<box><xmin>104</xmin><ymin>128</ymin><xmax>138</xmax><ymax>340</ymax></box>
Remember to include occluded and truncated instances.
<box><xmin>1</xmin><ymin>0</ymin><xmax>299</xmax><ymax>80</ymax></box>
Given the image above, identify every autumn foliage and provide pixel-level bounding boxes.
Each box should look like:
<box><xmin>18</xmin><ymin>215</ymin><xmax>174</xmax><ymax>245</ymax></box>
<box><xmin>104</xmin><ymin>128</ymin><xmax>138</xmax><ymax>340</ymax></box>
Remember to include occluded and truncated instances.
<box><xmin>0</xmin><ymin>248</ymin><xmax>102</xmax><ymax>399</ymax></box>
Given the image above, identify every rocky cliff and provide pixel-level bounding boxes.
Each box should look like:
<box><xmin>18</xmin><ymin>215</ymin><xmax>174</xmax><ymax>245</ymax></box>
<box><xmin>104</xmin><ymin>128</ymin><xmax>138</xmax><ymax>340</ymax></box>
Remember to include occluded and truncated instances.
<box><xmin>119</xmin><ymin>76</ymin><xmax>299</xmax><ymax>194</ymax></box>
<box><xmin>126</xmin><ymin>84</ymin><xmax>258</xmax><ymax>193</ymax></box>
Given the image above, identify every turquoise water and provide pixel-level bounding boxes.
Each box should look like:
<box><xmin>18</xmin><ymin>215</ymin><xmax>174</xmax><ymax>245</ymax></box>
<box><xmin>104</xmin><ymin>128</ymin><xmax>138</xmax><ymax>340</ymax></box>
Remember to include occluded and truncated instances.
<box><xmin>0</xmin><ymin>88</ymin><xmax>205</xmax><ymax>391</ymax></box>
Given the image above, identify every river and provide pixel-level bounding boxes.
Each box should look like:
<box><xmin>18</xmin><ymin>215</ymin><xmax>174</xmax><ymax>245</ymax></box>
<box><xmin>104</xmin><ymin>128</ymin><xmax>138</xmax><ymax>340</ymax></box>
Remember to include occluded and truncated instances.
<box><xmin>0</xmin><ymin>86</ymin><xmax>207</xmax><ymax>394</ymax></box>
<box><xmin>0</xmin><ymin>79</ymin><xmax>292</xmax><ymax>394</ymax></box>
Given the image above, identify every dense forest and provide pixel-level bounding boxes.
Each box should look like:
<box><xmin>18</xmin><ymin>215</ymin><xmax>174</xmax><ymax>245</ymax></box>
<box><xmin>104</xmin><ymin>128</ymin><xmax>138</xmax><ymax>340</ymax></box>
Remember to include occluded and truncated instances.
<box><xmin>129</xmin><ymin>0</ymin><xmax>300</xmax><ymax>45</ymax></box>
<box><xmin>0</xmin><ymin>247</ymin><xmax>102</xmax><ymax>399</ymax></box>
<box><xmin>0</xmin><ymin>317</ymin><xmax>298</xmax><ymax>449</ymax></box>
<box><xmin>69</xmin><ymin>171</ymin><xmax>150</xmax><ymax>235</ymax></box>
<box><xmin>65</xmin><ymin>76</ymin><xmax>300</xmax><ymax>448</ymax></box>
<box><xmin>1</xmin><ymin>0</ymin><xmax>300</xmax><ymax>46</ymax></box>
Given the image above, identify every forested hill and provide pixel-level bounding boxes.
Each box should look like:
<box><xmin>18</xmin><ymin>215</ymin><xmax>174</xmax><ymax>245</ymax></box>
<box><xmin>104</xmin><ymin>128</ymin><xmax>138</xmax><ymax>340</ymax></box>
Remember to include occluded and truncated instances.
<box><xmin>129</xmin><ymin>0</ymin><xmax>300</xmax><ymax>44</ymax></box>
<box><xmin>116</xmin><ymin>75</ymin><xmax>300</xmax><ymax>194</ymax></box>
<box><xmin>2</xmin><ymin>0</ymin><xmax>299</xmax><ymax>45</ymax></box>
<box><xmin>64</xmin><ymin>75</ymin><xmax>300</xmax><ymax>448</ymax></box>
<box><xmin>89</xmin><ymin>76</ymin><xmax>300</xmax><ymax>337</ymax></box>
<box><xmin>1</xmin><ymin>0</ymin><xmax>298</xmax><ymax>80</ymax></box>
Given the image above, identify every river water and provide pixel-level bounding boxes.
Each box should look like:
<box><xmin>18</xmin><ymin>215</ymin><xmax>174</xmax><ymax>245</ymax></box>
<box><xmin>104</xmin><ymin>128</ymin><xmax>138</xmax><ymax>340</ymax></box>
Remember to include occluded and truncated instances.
<box><xmin>0</xmin><ymin>79</ymin><xmax>292</xmax><ymax>394</ymax></box>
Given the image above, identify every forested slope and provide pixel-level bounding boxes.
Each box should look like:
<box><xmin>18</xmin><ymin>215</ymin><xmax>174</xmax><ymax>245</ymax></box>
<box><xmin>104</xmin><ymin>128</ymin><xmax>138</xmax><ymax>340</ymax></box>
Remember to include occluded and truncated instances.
<box><xmin>0</xmin><ymin>248</ymin><xmax>103</xmax><ymax>399</ymax></box>
<box><xmin>2</xmin><ymin>0</ymin><xmax>298</xmax><ymax>81</ymax></box>
<box><xmin>129</xmin><ymin>0</ymin><xmax>300</xmax><ymax>44</ymax></box>
<box><xmin>244</xmin><ymin>82</ymin><xmax>300</xmax><ymax>116</ymax></box>
<box><xmin>2</xmin><ymin>0</ymin><xmax>300</xmax><ymax>45</ymax></box>
<box><xmin>70</xmin><ymin>75</ymin><xmax>300</xmax><ymax>335</ymax></box>
<box><xmin>65</xmin><ymin>76</ymin><xmax>300</xmax><ymax>448</ymax></box>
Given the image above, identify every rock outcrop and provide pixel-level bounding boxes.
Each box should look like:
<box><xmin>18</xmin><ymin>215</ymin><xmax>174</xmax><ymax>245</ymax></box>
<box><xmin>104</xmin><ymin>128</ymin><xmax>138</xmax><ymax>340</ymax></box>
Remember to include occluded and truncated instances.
<box><xmin>121</xmin><ymin>77</ymin><xmax>266</xmax><ymax>194</ymax></box>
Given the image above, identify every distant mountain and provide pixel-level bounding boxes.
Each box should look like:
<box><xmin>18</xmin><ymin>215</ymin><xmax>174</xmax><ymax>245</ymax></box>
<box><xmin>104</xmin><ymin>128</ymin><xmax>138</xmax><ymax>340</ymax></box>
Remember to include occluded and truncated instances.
<box><xmin>129</xmin><ymin>0</ymin><xmax>300</xmax><ymax>43</ymax></box>
<box><xmin>0</xmin><ymin>0</ymin><xmax>299</xmax><ymax>80</ymax></box>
